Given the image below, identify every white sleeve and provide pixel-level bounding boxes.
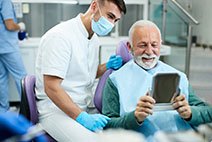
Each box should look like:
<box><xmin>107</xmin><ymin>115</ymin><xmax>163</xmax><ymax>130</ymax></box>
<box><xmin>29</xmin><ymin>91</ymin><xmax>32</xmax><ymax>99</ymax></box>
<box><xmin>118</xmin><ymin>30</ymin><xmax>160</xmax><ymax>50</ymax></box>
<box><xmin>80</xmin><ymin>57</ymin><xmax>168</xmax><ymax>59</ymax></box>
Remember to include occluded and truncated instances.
<box><xmin>40</xmin><ymin>35</ymin><xmax>72</xmax><ymax>79</ymax></box>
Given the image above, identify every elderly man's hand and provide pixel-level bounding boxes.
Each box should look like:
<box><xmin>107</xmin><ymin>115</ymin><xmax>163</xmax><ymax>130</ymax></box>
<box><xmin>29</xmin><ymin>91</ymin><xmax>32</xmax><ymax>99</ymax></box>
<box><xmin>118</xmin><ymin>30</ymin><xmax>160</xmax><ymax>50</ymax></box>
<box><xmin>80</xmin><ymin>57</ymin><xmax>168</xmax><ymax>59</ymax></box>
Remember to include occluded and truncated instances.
<box><xmin>172</xmin><ymin>95</ymin><xmax>192</xmax><ymax>120</ymax></box>
<box><xmin>134</xmin><ymin>93</ymin><xmax>155</xmax><ymax>123</ymax></box>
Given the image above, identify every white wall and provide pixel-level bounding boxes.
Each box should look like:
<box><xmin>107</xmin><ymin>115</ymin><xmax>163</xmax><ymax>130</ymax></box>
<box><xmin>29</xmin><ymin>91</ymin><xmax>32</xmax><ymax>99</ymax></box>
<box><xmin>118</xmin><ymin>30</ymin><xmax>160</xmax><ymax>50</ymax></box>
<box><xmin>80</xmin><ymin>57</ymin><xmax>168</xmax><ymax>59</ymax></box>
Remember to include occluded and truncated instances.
<box><xmin>192</xmin><ymin>0</ymin><xmax>212</xmax><ymax>45</ymax></box>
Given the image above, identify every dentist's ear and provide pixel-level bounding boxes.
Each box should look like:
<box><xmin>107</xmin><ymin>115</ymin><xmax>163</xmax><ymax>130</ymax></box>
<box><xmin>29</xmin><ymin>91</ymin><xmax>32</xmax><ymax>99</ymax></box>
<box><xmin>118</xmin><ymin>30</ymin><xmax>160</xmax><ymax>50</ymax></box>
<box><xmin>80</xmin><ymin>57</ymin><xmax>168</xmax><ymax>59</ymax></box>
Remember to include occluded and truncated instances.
<box><xmin>90</xmin><ymin>0</ymin><xmax>98</xmax><ymax>13</ymax></box>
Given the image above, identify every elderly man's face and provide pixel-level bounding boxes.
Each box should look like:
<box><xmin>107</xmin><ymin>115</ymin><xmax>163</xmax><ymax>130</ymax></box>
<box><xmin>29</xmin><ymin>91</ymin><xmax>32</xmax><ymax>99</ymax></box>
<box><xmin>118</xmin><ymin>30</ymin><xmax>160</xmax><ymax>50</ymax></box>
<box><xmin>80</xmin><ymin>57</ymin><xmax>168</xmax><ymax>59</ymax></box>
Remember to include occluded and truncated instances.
<box><xmin>132</xmin><ymin>26</ymin><xmax>161</xmax><ymax>69</ymax></box>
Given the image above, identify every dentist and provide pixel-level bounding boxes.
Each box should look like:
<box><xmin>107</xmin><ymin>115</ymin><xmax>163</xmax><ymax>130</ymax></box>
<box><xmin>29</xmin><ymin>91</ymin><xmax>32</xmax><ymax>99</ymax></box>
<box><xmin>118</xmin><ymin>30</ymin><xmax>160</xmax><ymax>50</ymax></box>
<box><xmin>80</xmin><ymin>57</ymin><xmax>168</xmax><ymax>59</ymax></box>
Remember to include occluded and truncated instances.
<box><xmin>35</xmin><ymin>0</ymin><xmax>126</xmax><ymax>141</ymax></box>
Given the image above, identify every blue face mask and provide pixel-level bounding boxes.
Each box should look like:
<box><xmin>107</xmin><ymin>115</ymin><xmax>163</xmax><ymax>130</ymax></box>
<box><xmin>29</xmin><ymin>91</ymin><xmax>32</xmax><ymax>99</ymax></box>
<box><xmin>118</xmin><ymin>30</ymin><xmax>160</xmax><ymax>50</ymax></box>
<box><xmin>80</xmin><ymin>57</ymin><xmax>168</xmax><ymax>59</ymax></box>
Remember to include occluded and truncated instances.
<box><xmin>92</xmin><ymin>16</ymin><xmax>114</xmax><ymax>36</ymax></box>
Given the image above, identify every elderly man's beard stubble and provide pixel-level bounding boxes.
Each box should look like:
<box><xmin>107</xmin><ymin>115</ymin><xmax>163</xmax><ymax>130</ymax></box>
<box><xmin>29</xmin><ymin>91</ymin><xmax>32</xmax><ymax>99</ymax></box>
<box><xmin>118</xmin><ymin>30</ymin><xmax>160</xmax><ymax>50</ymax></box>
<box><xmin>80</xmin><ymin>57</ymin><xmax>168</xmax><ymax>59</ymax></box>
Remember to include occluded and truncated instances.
<box><xmin>134</xmin><ymin>53</ymin><xmax>160</xmax><ymax>70</ymax></box>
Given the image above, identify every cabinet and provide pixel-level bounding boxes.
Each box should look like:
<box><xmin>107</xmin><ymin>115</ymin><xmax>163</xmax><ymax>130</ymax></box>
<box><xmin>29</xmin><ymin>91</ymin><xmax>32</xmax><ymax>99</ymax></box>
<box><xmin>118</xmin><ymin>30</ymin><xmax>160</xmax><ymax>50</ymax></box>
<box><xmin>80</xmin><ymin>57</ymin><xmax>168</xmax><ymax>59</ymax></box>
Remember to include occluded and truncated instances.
<box><xmin>9</xmin><ymin>38</ymin><xmax>38</xmax><ymax>102</ymax></box>
<box><xmin>99</xmin><ymin>37</ymin><xmax>128</xmax><ymax>64</ymax></box>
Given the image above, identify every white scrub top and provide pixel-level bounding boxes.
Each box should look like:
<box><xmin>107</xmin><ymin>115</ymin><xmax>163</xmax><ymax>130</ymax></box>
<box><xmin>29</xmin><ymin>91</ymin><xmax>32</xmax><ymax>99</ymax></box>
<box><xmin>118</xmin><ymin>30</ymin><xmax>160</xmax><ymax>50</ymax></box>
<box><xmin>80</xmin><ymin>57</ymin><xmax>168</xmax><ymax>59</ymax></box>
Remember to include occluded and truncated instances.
<box><xmin>35</xmin><ymin>14</ymin><xmax>100</xmax><ymax>110</ymax></box>
<box><xmin>0</xmin><ymin>0</ymin><xmax>19</xmax><ymax>53</ymax></box>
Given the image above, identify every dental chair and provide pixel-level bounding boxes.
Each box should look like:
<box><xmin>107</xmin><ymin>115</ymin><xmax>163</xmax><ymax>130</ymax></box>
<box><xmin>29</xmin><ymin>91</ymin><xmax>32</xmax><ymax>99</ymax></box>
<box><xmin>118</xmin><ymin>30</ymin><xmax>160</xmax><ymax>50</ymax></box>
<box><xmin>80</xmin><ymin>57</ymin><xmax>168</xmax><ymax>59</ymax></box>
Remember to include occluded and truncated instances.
<box><xmin>19</xmin><ymin>75</ymin><xmax>56</xmax><ymax>142</ymax></box>
<box><xmin>94</xmin><ymin>40</ymin><xmax>133</xmax><ymax>113</ymax></box>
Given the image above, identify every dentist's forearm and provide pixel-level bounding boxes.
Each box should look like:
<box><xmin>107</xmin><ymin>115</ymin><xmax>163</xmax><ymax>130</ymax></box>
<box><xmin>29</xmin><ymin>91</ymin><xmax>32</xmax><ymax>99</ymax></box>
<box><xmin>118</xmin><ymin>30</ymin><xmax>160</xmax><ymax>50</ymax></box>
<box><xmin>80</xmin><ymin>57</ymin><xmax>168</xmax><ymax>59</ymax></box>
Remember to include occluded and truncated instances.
<box><xmin>96</xmin><ymin>63</ymin><xmax>107</xmax><ymax>78</ymax></box>
<box><xmin>44</xmin><ymin>75</ymin><xmax>82</xmax><ymax>119</ymax></box>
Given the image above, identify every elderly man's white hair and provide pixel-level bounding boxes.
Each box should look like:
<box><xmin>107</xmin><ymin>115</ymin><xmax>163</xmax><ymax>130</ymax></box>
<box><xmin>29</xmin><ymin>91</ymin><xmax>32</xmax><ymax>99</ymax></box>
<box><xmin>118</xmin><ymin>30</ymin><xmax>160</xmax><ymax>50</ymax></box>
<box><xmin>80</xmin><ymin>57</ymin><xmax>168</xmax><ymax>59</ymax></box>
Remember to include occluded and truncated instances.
<box><xmin>128</xmin><ymin>20</ymin><xmax>162</xmax><ymax>45</ymax></box>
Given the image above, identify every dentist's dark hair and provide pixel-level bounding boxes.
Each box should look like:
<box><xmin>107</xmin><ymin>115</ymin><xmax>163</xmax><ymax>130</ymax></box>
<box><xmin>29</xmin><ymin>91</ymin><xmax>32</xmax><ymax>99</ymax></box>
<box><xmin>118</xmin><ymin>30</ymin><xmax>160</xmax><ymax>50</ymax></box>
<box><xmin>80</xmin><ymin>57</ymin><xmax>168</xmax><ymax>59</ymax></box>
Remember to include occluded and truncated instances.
<box><xmin>98</xmin><ymin>0</ymin><xmax>127</xmax><ymax>14</ymax></box>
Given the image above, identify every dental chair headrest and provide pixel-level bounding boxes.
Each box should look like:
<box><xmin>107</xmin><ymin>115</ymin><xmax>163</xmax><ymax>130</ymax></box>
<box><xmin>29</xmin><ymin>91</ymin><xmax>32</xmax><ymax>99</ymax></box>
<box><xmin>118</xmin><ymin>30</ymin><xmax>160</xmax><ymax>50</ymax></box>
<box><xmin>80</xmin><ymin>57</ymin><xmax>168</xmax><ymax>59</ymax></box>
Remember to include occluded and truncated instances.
<box><xmin>116</xmin><ymin>40</ymin><xmax>133</xmax><ymax>64</ymax></box>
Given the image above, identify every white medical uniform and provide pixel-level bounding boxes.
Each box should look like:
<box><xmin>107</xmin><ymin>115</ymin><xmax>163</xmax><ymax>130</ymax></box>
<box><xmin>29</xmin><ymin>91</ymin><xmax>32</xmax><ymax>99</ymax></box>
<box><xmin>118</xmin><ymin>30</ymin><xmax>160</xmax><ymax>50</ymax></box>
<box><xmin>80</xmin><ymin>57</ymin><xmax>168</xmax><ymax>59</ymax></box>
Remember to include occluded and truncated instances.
<box><xmin>35</xmin><ymin>14</ymin><xmax>100</xmax><ymax>141</ymax></box>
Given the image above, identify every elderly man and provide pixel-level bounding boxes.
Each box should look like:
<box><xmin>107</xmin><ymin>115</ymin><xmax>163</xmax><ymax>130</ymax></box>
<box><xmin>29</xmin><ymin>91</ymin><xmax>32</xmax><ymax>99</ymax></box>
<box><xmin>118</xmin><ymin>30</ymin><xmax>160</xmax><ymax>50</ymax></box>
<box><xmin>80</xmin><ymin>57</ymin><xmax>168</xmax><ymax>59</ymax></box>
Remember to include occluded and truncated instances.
<box><xmin>102</xmin><ymin>20</ymin><xmax>212</xmax><ymax>141</ymax></box>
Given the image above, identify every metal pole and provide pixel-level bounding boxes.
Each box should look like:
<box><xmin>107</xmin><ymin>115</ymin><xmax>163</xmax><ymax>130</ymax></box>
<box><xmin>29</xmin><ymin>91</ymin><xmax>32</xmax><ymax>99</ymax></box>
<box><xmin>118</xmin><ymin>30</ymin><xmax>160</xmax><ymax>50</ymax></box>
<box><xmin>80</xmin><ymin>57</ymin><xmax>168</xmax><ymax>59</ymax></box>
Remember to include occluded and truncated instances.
<box><xmin>185</xmin><ymin>24</ymin><xmax>192</xmax><ymax>79</ymax></box>
<box><xmin>162</xmin><ymin>0</ymin><xmax>167</xmax><ymax>43</ymax></box>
